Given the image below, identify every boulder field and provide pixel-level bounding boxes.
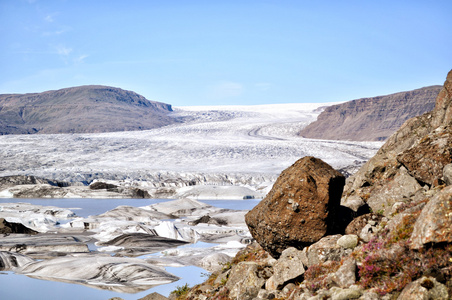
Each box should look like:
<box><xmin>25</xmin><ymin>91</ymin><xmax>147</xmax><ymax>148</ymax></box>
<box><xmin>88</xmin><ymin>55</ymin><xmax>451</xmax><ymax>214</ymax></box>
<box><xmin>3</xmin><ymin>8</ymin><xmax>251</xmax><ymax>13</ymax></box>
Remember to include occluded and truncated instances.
<box><xmin>173</xmin><ymin>70</ymin><xmax>452</xmax><ymax>300</ymax></box>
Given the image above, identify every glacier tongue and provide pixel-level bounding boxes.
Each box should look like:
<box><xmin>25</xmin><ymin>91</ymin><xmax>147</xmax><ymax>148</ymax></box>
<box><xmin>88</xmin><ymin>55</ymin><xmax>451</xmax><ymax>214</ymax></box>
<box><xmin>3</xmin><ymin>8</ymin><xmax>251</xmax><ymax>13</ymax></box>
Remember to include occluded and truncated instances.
<box><xmin>0</xmin><ymin>103</ymin><xmax>383</xmax><ymax>197</ymax></box>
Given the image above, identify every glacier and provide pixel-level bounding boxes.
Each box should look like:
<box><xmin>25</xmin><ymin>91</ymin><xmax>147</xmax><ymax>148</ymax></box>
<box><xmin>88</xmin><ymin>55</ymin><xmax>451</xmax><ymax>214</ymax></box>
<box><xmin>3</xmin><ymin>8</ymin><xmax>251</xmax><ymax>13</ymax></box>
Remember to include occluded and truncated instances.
<box><xmin>0</xmin><ymin>103</ymin><xmax>382</xmax><ymax>199</ymax></box>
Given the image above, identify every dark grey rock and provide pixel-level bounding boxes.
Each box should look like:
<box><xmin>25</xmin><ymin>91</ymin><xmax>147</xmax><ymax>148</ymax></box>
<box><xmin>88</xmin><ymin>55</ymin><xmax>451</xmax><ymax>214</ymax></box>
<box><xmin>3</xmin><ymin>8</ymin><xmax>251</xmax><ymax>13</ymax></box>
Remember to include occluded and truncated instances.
<box><xmin>0</xmin><ymin>218</ymin><xmax>38</xmax><ymax>235</ymax></box>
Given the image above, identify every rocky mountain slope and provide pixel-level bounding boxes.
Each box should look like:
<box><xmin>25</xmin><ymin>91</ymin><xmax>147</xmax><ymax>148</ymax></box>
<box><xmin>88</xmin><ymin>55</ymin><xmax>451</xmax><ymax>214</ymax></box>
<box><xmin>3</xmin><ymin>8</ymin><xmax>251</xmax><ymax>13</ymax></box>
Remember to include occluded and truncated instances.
<box><xmin>0</xmin><ymin>85</ymin><xmax>176</xmax><ymax>134</ymax></box>
<box><xmin>173</xmin><ymin>70</ymin><xmax>452</xmax><ymax>300</ymax></box>
<box><xmin>300</xmin><ymin>85</ymin><xmax>441</xmax><ymax>141</ymax></box>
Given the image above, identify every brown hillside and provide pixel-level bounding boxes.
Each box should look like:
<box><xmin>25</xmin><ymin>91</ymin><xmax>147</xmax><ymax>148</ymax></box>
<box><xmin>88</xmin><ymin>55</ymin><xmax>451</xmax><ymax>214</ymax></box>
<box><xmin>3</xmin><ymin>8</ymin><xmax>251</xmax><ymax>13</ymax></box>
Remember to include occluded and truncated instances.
<box><xmin>0</xmin><ymin>85</ymin><xmax>177</xmax><ymax>134</ymax></box>
<box><xmin>300</xmin><ymin>85</ymin><xmax>441</xmax><ymax>141</ymax></box>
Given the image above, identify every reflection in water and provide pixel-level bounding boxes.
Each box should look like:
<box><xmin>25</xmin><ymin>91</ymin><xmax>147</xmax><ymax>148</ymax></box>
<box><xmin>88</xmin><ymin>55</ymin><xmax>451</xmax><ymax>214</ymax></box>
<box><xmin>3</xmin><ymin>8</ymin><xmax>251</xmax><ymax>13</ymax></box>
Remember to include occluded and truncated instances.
<box><xmin>0</xmin><ymin>266</ymin><xmax>206</xmax><ymax>300</ymax></box>
<box><xmin>18</xmin><ymin>255</ymin><xmax>179</xmax><ymax>293</ymax></box>
<box><xmin>0</xmin><ymin>198</ymin><xmax>259</xmax><ymax>299</ymax></box>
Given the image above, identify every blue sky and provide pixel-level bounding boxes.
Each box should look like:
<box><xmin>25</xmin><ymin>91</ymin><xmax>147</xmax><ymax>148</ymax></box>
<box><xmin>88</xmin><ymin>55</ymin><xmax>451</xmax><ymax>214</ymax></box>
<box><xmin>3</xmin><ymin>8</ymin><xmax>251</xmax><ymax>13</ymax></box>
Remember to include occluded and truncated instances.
<box><xmin>1</xmin><ymin>0</ymin><xmax>451</xmax><ymax>106</ymax></box>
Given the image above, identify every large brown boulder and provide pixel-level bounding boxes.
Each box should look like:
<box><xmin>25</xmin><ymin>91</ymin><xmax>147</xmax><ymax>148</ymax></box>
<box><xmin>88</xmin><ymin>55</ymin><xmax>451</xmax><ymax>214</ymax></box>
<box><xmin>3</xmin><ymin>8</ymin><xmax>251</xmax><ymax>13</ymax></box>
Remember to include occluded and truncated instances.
<box><xmin>245</xmin><ymin>156</ymin><xmax>345</xmax><ymax>258</ymax></box>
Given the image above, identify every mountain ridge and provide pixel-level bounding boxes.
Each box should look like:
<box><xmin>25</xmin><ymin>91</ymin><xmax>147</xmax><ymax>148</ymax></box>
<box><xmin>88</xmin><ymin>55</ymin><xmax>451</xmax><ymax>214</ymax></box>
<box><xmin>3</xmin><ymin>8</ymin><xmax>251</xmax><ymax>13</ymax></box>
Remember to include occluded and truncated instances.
<box><xmin>0</xmin><ymin>85</ymin><xmax>176</xmax><ymax>134</ymax></box>
<box><xmin>299</xmin><ymin>85</ymin><xmax>442</xmax><ymax>141</ymax></box>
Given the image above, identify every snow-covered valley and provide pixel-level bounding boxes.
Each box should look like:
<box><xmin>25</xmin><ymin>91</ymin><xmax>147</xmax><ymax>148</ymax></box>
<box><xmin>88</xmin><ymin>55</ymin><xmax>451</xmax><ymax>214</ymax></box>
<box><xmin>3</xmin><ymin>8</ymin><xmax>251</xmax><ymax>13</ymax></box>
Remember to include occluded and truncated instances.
<box><xmin>0</xmin><ymin>102</ymin><xmax>383</xmax><ymax>199</ymax></box>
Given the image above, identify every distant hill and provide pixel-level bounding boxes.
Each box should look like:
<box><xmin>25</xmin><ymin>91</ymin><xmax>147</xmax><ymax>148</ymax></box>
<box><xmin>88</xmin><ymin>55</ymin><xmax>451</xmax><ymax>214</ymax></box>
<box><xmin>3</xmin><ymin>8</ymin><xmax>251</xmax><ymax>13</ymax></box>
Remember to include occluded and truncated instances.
<box><xmin>299</xmin><ymin>85</ymin><xmax>442</xmax><ymax>141</ymax></box>
<box><xmin>0</xmin><ymin>85</ymin><xmax>177</xmax><ymax>134</ymax></box>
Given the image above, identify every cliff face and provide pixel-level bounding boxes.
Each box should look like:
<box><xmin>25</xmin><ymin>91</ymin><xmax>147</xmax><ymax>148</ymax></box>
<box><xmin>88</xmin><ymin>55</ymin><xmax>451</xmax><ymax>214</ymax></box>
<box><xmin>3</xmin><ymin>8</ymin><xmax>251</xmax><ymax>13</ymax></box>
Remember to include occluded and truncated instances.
<box><xmin>300</xmin><ymin>85</ymin><xmax>441</xmax><ymax>141</ymax></box>
<box><xmin>0</xmin><ymin>85</ymin><xmax>176</xmax><ymax>134</ymax></box>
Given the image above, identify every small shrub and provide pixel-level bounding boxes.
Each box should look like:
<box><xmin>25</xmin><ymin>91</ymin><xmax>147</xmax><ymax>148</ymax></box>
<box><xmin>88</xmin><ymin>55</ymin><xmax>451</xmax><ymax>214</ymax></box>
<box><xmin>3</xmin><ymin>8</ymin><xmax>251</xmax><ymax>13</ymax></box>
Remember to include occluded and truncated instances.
<box><xmin>212</xmin><ymin>286</ymin><xmax>230</xmax><ymax>300</ymax></box>
<box><xmin>358</xmin><ymin>247</ymin><xmax>422</xmax><ymax>295</ymax></box>
<box><xmin>231</xmin><ymin>247</ymin><xmax>269</xmax><ymax>265</ymax></box>
<box><xmin>304</xmin><ymin>261</ymin><xmax>341</xmax><ymax>292</ymax></box>
<box><xmin>220</xmin><ymin>277</ymin><xmax>228</xmax><ymax>286</ymax></box>
<box><xmin>394</xmin><ymin>198</ymin><xmax>428</xmax><ymax>214</ymax></box>
<box><xmin>220</xmin><ymin>261</ymin><xmax>233</xmax><ymax>271</ymax></box>
<box><xmin>205</xmin><ymin>272</ymin><xmax>219</xmax><ymax>286</ymax></box>
<box><xmin>386</xmin><ymin>213</ymin><xmax>418</xmax><ymax>246</ymax></box>
<box><xmin>352</xmin><ymin>208</ymin><xmax>452</xmax><ymax>296</ymax></box>
<box><xmin>172</xmin><ymin>283</ymin><xmax>191</xmax><ymax>298</ymax></box>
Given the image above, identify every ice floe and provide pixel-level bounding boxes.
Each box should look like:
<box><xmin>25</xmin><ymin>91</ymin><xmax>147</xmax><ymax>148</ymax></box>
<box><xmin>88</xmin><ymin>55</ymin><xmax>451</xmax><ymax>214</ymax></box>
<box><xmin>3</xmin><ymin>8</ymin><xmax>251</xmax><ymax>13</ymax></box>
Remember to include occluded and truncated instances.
<box><xmin>17</xmin><ymin>255</ymin><xmax>180</xmax><ymax>293</ymax></box>
<box><xmin>0</xmin><ymin>198</ymin><xmax>251</xmax><ymax>293</ymax></box>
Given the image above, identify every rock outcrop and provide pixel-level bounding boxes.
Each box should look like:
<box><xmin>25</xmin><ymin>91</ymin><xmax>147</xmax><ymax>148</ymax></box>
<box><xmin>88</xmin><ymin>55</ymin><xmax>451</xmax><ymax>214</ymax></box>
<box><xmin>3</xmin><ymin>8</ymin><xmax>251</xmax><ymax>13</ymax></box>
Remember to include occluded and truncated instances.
<box><xmin>180</xmin><ymin>70</ymin><xmax>452</xmax><ymax>300</ymax></box>
<box><xmin>0</xmin><ymin>85</ymin><xmax>176</xmax><ymax>134</ymax></box>
<box><xmin>139</xmin><ymin>293</ymin><xmax>170</xmax><ymax>300</ymax></box>
<box><xmin>0</xmin><ymin>175</ymin><xmax>57</xmax><ymax>190</ymax></box>
<box><xmin>0</xmin><ymin>175</ymin><xmax>154</xmax><ymax>198</ymax></box>
<box><xmin>342</xmin><ymin>70</ymin><xmax>452</xmax><ymax>215</ymax></box>
<box><xmin>409</xmin><ymin>185</ymin><xmax>452</xmax><ymax>249</ymax></box>
<box><xmin>245</xmin><ymin>156</ymin><xmax>345</xmax><ymax>258</ymax></box>
<box><xmin>300</xmin><ymin>85</ymin><xmax>441</xmax><ymax>141</ymax></box>
<box><xmin>397</xmin><ymin>126</ymin><xmax>452</xmax><ymax>186</ymax></box>
<box><xmin>0</xmin><ymin>218</ymin><xmax>38</xmax><ymax>235</ymax></box>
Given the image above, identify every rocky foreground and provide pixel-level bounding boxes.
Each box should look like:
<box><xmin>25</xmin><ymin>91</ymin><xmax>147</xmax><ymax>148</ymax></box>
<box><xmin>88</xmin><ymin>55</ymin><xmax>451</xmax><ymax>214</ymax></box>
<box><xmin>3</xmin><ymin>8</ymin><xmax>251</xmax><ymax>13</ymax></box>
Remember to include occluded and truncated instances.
<box><xmin>169</xmin><ymin>70</ymin><xmax>452</xmax><ymax>299</ymax></box>
<box><xmin>1</xmin><ymin>75</ymin><xmax>450</xmax><ymax>299</ymax></box>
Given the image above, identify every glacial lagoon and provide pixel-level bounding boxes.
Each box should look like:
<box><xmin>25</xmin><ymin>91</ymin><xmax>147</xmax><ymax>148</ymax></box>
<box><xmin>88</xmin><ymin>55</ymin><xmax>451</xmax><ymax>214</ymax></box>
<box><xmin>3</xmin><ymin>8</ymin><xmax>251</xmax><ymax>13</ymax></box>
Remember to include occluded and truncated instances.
<box><xmin>0</xmin><ymin>198</ymin><xmax>260</xmax><ymax>300</ymax></box>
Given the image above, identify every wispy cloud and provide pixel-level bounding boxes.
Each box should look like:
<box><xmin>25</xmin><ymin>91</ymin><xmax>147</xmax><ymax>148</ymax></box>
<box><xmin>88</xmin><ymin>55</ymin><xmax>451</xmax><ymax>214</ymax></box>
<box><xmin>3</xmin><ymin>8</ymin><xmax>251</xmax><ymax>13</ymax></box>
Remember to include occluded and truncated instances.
<box><xmin>55</xmin><ymin>45</ymin><xmax>72</xmax><ymax>56</ymax></box>
<box><xmin>44</xmin><ymin>14</ymin><xmax>54</xmax><ymax>23</ymax></box>
<box><xmin>74</xmin><ymin>54</ymin><xmax>88</xmax><ymax>64</ymax></box>
<box><xmin>44</xmin><ymin>12</ymin><xmax>62</xmax><ymax>23</ymax></box>
<box><xmin>42</xmin><ymin>29</ymin><xmax>68</xmax><ymax>36</ymax></box>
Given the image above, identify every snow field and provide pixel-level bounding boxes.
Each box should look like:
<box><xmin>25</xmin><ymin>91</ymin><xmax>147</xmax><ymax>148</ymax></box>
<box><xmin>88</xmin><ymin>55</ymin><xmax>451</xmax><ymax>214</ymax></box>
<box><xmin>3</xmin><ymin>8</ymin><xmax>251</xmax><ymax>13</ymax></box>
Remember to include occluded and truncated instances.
<box><xmin>0</xmin><ymin>103</ymin><xmax>382</xmax><ymax>186</ymax></box>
